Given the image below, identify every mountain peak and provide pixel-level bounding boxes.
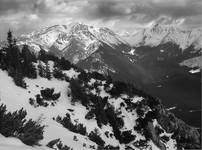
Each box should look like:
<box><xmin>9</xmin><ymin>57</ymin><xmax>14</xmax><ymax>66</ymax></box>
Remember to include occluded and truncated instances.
<box><xmin>120</xmin><ymin>24</ymin><xmax>202</xmax><ymax>50</ymax></box>
<box><xmin>17</xmin><ymin>22</ymin><xmax>130</xmax><ymax>63</ymax></box>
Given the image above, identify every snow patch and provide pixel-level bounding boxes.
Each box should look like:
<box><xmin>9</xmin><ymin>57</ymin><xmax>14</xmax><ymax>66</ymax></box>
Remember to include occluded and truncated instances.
<box><xmin>63</xmin><ymin>68</ymin><xmax>80</xmax><ymax>79</ymax></box>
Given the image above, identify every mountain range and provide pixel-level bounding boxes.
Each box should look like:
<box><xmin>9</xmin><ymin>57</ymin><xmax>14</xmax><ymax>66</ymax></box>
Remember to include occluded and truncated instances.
<box><xmin>120</xmin><ymin>23</ymin><xmax>202</xmax><ymax>51</ymax></box>
<box><xmin>17</xmin><ymin>22</ymin><xmax>202</xmax><ymax>74</ymax></box>
<box><xmin>15</xmin><ymin>22</ymin><xmax>201</xmax><ymax>127</ymax></box>
<box><xmin>0</xmin><ymin>42</ymin><xmax>201</xmax><ymax>150</ymax></box>
<box><xmin>0</xmin><ymin>21</ymin><xmax>201</xmax><ymax>150</ymax></box>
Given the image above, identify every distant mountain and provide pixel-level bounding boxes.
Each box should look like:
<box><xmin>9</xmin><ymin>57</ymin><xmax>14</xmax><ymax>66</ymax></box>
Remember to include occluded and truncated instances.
<box><xmin>120</xmin><ymin>24</ymin><xmax>202</xmax><ymax>51</ymax></box>
<box><xmin>16</xmin><ymin>22</ymin><xmax>202</xmax><ymax>85</ymax></box>
<box><xmin>17</xmin><ymin>23</ymin><xmax>154</xmax><ymax>85</ymax></box>
<box><xmin>17</xmin><ymin>23</ymin><xmax>202</xmax><ymax>79</ymax></box>
<box><xmin>18</xmin><ymin>23</ymin><xmax>130</xmax><ymax>64</ymax></box>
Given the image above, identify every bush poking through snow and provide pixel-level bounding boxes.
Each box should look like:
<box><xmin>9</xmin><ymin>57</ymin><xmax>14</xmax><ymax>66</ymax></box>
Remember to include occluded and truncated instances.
<box><xmin>29</xmin><ymin>88</ymin><xmax>61</xmax><ymax>107</ymax></box>
<box><xmin>0</xmin><ymin>104</ymin><xmax>45</xmax><ymax>146</ymax></box>
<box><xmin>47</xmin><ymin>138</ymin><xmax>72</xmax><ymax>150</ymax></box>
<box><xmin>40</xmin><ymin>88</ymin><xmax>61</xmax><ymax>101</ymax></box>
<box><xmin>53</xmin><ymin>67</ymin><xmax>65</xmax><ymax>80</ymax></box>
<box><xmin>47</xmin><ymin>138</ymin><xmax>61</xmax><ymax>148</ymax></box>
<box><xmin>69</xmin><ymin>78</ymin><xmax>89</xmax><ymax>106</ymax></box>
<box><xmin>88</xmin><ymin>128</ymin><xmax>105</xmax><ymax>147</ymax></box>
<box><xmin>56</xmin><ymin>113</ymin><xmax>87</xmax><ymax>136</ymax></box>
<box><xmin>18</xmin><ymin>119</ymin><xmax>45</xmax><ymax>146</ymax></box>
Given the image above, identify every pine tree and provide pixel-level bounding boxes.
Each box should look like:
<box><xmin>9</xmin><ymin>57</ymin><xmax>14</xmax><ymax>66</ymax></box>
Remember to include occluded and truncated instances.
<box><xmin>21</xmin><ymin>45</ymin><xmax>37</xmax><ymax>78</ymax></box>
<box><xmin>13</xmin><ymin>71</ymin><xmax>26</xmax><ymax>88</ymax></box>
<box><xmin>53</xmin><ymin>67</ymin><xmax>64</xmax><ymax>79</ymax></box>
<box><xmin>5</xmin><ymin>30</ymin><xmax>14</xmax><ymax>68</ymax></box>
<box><xmin>29</xmin><ymin>63</ymin><xmax>37</xmax><ymax>78</ymax></box>
<box><xmin>45</xmin><ymin>62</ymin><xmax>51</xmax><ymax>80</ymax></box>
<box><xmin>5</xmin><ymin>31</ymin><xmax>23</xmax><ymax>79</ymax></box>
<box><xmin>38</xmin><ymin>48</ymin><xmax>47</xmax><ymax>62</ymax></box>
<box><xmin>38</xmin><ymin>61</ymin><xmax>44</xmax><ymax>78</ymax></box>
<box><xmin>60</xmin><ymin>57</ymin><xmax>71</xmax><ymax>70</ymax></box>
<box><xmin>7</xmin><ymin>30</ymin><xmax>13</xmax><ymax>48</ymax></box>
<box><xmin>0</xmin><ymin>47</ymin><xmax>7</xmax><ymax>70</ymax></box>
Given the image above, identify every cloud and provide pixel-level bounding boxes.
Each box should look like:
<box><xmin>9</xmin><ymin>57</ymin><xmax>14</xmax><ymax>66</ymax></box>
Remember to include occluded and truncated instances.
<box><xmin>0</xmin><ymin>0</ymin><xmax>201</xmax><ymax>39</ymax></box>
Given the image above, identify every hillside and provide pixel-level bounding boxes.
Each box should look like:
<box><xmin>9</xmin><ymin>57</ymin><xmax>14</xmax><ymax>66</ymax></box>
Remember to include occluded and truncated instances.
<box><xmin>8</xmin><ymin>23</ymin><xmax>201</xmax><ymax>128</ymax></box>
<box><xmin>0</xmin><ymin>31</ymin><xmax>201</xmax><ymax>150</ymax></box>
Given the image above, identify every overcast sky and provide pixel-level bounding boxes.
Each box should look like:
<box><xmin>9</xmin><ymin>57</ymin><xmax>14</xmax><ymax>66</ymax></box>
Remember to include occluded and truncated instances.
<box><xmin>0</xmin><ymin>0</ymin><xmax>201</xmax><ymax>39</ymax></box>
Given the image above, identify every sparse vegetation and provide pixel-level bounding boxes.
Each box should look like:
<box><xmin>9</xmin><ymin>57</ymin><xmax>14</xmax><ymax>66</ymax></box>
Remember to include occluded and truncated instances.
<box><xmin>47</xmin><ymin>138</ymin><xmax>72</xmax><ymax>150</ymax></box>
<box><xmin>0</xmin><ymin>30</ymin><xmax>200</xmax><ymax>150</ymax></box>
<box><xmin>56</xmin><ymin>113</ymin><xmax>87</xmax><ymax>136</ymax></box>
<box><xmin>29</xmin><ymin>88</ymin><xmax>61</xmax><ymax>107</ymax></box>
<box><xmin>0</xmin><ymin>104</ymin><xmax>44</xmax><ymax>146</ymax></box>
<box><xmin>88</xmin><ymin>128</ymin><xmax>105</xmax><ymax>147</ymax></box>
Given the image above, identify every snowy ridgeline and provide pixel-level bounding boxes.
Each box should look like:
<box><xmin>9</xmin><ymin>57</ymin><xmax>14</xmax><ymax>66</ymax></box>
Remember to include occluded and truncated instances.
<box><xmin>18</xmin><ymin>23</ymin><xmax>128</xmax><ymax>64</ymax></box>
<box><xmin>0</xmin><ymin>60</ymin><xmax>179</xmax><ymax>150</ymax></box>
<box><xmin>120</xmin><ymin>24</ymin><xmax>202</xmax><ymax>50</ymax></box>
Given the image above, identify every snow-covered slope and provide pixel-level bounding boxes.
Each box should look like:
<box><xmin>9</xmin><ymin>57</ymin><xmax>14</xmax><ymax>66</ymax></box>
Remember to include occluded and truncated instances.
<box><xmin>0</xmin><ymin>134</ymin><xmax>51</xmax><ymax>150</ymax></box>
<box><xmin>0</xmin><ymin>67</ymin><xmax>95</xmax><ymax>150</ymax></box>
<box><xmin>18</xmin><ymin>22</ymin><xmax>129</xmax><ymax>64</ymax></box>
<box><xmin>121</xmin><ymin>24</ymin><xmax>202</xmax><ymax>50</ymax></box>
<box><xmin>0</xmin><ymin>68</ymin><xmax>149</xmax><ymax>150</ymax></box>
<box><xmin>0</xmin><ymin>57</ymin><xmax>201</xmax><ymax>150</ymax></box>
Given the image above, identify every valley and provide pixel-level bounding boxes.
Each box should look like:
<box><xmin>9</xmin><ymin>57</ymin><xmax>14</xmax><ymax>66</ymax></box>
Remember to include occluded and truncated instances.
<box><xmin>0</xmin><ymin>22</ymin><xmax>201</xmax><ymax>150</ymax></box>
<box><xmin>16</xmin><ymin>22</ymin><xmax>201</xmax><ymax>128</ymax></box>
